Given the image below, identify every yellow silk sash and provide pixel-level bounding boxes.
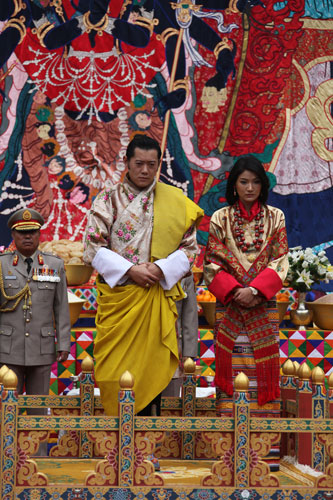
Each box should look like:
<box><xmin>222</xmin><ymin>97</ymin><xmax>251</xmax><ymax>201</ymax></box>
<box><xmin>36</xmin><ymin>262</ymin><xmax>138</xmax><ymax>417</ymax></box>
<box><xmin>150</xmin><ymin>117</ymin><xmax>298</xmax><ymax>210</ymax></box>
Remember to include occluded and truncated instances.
<box><xmin>94</xmin><ymin>278</ymin><xmax>181</xmax><ymax>415</ymax></box>
<box><xmin>151</xmin><ymin>182</ymin><xmax>204</xmax><ymax>260</ymax></box>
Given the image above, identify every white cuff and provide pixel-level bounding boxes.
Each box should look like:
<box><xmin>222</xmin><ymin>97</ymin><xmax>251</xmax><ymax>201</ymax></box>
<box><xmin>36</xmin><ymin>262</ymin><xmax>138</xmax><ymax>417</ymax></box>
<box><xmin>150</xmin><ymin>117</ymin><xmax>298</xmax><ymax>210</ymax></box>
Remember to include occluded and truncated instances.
<box><xmin>155</xmin><ymin>250</ymin><xmax>190</xmax><ymax>290</ymax></box>
<box><xmin>92</xmin><ymin>247</ymin><xmax>133</xmax><ymax>288</ymax></box>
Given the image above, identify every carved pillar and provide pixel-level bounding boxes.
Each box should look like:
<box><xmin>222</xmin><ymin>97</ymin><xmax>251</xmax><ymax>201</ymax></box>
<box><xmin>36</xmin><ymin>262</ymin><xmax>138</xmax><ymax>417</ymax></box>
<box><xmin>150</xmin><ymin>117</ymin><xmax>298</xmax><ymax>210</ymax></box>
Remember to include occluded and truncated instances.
<box><xmin>234</xmin><ymin>372</ymin><xmax>250</xmax><ymax>488</ymax></box>
<box><xmin>311</xmin><ymin>366</ymin><xmax>326</xmax><ymax>471</ymax></box>
<box><xmin>281</xmin><ymin>359</ymin><xmax>297</xmax><ymax>457</ymax></box>
<box><xmin>1</xmin><ymin>369</ymin><xmax>18</xmax><ymax>500</ymax></box>
<box><xmin>0</xmin><ymin>364</ymin><xmax>9</xmax><ymax>492</ymax></box>
<box><xmin>297</xmin><ymin>362</ymin><xmax>312</xmax><ymax>466</ymax></box>
<box><xmin>118</xmin><ymin>370</ymin><xmax>135</xmax><ymax>487</ymax></box>
<box><xmin>182</xmin><ymin>357</ymin><xmax>196</xmax><ymax>459</ymax></box>
<box><xmin>79</xmin><ymin>355</ymin><xmax>95</xmax><ymax>458</ymax></box>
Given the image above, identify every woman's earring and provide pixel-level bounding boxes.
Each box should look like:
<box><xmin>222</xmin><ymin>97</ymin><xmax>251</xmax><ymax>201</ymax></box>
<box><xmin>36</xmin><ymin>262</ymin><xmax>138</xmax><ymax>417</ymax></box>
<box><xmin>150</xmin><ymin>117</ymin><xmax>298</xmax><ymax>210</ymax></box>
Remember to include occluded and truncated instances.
<box><xmin>234</xmin><ymin>189</ymin><xmax>237</xmax><ymax>197</ymax></box>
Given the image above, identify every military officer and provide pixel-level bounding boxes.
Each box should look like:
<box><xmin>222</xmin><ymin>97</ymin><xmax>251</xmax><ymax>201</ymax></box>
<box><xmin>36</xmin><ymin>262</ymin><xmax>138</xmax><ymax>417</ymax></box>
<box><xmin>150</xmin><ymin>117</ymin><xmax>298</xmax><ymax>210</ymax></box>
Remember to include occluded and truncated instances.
<box><xmin>0</xmin><ymin>208</ymin><xmax>71</xmax><ymax>408</ymax></box>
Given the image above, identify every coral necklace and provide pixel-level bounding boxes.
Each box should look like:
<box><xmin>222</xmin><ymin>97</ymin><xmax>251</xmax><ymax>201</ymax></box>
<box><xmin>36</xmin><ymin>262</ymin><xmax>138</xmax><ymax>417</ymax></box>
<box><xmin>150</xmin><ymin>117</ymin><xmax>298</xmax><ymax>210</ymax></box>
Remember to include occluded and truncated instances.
<box><xmin>233</xmin><ymin>202</ymin><xmax>265</xmax><ymax>252</ymax></box>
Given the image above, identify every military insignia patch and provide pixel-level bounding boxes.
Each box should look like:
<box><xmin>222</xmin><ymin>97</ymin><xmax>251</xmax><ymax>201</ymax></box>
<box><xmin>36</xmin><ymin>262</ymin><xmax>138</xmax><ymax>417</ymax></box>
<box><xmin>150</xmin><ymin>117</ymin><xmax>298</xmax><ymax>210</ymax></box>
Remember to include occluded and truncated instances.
<box><xmin>23</xmin><ymin>210</ymin><xmax>32</xmax><ymax>220</ymax></box>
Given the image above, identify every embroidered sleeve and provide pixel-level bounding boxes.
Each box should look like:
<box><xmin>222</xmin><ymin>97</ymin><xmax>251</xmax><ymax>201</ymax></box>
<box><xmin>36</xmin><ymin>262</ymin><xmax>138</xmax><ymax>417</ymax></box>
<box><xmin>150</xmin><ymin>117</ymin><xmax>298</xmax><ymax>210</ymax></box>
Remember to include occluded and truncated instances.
<box><xmin>83</xmin><ymin>189</ymin><xmax>114</xmax><ymax>265</ymax></box>
<box><xmin>204</xmin><ymin>209</ymin><xmax>230</xmax><ymax>285</ymax></box>
<box><xmin>178</xmin><ymin>224</ymin><xmax>199</xmax><ymax>267</ymax></box>
<box><xmin>204</xmin><ymin>209</ymin><xmax>243</xmax><ymax>302</ymax></box>
<box><xmin>250</xmin><ymin>209</ymin><xmax>289</xmax><ymax>298</ymax></box>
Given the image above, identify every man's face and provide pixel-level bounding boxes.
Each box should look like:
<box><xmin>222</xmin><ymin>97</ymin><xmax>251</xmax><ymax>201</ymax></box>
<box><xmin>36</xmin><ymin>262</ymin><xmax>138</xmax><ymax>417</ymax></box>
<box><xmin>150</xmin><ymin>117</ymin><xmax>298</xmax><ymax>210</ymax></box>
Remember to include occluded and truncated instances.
<box><xmin>126</xmin><ymin>147</ymin><xmax>159</xmax><ymax>189</ymax></box>
<box><xmin>11</xmin><ymin>229</ymin><xmax>40</xmax><ymax>257</ymax></box>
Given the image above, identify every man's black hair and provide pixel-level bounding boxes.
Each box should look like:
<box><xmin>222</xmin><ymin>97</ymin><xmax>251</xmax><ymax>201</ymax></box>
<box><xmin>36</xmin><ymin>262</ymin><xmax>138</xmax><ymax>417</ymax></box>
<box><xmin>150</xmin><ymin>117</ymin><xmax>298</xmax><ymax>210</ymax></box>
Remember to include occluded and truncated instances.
<box><xmin>126</xmin><ymin>134</ymin><xmax>161</xmax><ymax>161</ymax></box>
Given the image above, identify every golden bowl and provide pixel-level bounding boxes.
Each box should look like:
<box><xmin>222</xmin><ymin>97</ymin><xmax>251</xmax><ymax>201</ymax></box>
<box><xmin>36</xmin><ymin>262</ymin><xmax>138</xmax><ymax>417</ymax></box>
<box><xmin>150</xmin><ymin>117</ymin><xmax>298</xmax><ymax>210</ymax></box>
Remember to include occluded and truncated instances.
<box><xmin>305</xmin><ymin>301</ymin><xmax>333</xmax><ymax>330</ymax></box>
<box><xmin>290</xmin><ymin>307</ymin><xmax>313</xmax><ymax>327</ymax></box>
<box><xmin>65</xmin><ymin>264</ymin><xmax>93</xmax><ymax>286</ymax></box>
<box><xmin>199</xmin><ymin>301</ymin><xmax>216</xmax><ymax>327</ymax></box>
<box><xmin>277</xmin><ymin>301</ymin><xmax>289</xmax><ymax>324</ymax></box>
<box><xmin>68</xmin><ymin>292</ymin><xmax>85</xmax><ymax>326</ymax></box>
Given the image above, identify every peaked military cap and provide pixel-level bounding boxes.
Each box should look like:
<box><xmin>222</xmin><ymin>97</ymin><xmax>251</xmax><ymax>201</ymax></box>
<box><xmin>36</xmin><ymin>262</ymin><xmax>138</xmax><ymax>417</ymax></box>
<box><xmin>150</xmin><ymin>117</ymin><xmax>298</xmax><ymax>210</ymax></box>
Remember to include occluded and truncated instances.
<box><xmin>7</xmin><ymin>208</ymin><xmax>44</xmax><ymax>231</ymax></box>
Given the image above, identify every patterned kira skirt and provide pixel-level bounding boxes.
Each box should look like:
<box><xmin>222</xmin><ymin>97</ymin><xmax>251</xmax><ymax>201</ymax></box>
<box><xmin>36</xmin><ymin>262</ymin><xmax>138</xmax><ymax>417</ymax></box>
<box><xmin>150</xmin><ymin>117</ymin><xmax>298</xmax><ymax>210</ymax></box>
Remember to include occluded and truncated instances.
<box><xmin>214</xmin><ymin>299</ymin><xmax>281</xmax><ymax>419</ymax></box>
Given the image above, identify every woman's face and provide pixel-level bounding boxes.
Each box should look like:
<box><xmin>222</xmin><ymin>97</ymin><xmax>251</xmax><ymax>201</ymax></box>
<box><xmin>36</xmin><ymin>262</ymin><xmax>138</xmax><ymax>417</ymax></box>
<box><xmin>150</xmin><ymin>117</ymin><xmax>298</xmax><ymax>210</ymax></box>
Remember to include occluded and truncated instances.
<box><xmin>235</xmin><ymin>170</ymin><xmax>262</xmax><ymax>207</ymax></box>
<box><xmin>201</xmin><ymin>86</ymin><xmax>227</xmax><ymax>113</ymax></box>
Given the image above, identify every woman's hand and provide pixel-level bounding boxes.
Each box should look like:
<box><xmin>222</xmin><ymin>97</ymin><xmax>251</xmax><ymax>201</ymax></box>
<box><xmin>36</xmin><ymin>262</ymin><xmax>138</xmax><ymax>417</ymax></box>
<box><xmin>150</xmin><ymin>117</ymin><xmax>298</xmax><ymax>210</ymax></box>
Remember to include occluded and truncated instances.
<box><xmin>233</xmin><ymin>287</ymin><xmax>263</xmax><ymax>308</ymax></box>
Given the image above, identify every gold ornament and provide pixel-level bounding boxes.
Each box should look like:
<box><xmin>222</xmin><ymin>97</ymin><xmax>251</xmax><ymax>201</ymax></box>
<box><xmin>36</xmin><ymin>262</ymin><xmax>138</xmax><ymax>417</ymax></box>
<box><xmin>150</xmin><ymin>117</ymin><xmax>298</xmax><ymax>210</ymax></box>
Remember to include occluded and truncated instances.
<box><xmin>83</xmin><ymin>12</ymin><xmax>109</xmax><ymax>36</ymax></box>
<box><xmin>32</xmin><ymin>21</ymin><xmax>54</xmax><ymax>48</ymax></box>
<box><xmin>214</xmin><ymin>38</ymin><xmax>232</xmax><ymax>59</ymax></box>
<box><xmin>12</xmin><ymin>0</ymin><xmax>26</xmax><ymax>17</ymax></box>
<box><xmin>3</xmin><ymin>16</ymin><xmax>26</xmax><ymax>45</ymax></box>
<box><xmin>133</xmin><ymin>16</ymin><xmax>159</xmax><ymax>35</ymax></box>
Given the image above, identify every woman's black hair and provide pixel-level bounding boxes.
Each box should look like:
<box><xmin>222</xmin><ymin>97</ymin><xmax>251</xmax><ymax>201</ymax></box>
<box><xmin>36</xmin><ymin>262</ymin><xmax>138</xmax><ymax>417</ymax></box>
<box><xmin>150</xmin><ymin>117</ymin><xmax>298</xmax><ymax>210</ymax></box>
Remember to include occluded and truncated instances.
<box><xmin>226</xmin><ymin>155</ymin><xmax>269</xmax><ymax>206</ymax></box>
<box><xmin>205</xmin><ymin>73</ymin><xmax>226</xmax><ymax>91</ymax></box>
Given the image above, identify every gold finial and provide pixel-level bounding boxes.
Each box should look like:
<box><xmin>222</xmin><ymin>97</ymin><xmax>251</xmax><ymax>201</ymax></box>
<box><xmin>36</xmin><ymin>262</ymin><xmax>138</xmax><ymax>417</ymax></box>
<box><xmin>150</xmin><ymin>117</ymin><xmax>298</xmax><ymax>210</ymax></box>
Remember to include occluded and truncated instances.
<box><xmin>282</xmin><ymin>359</ymin><xmax>294</xmax><ymax>376</ymax></box>
<box><xmin>298</xmin><ymin>362</ymin><xmax>311</xmax><ymax>381</ymax></box>
<box><xmin>293</xmin><ymin>361</ymin><xmax>300</xmax><ymax>377</ymax></box>
<box><xmin>328</xmin><ymin>372</ymin><xmax>333</xmax><ymax>389</ymax></box>
<box><xmin>311</xmin><ymin>366</ymin><xmax>325</xmax><ymax>385</ymax></box>
<box><xmin>119</xmin><ymin>370</ymin><xmax>134</xmax><ymax>389</ymax></box>
<box><xmin>3</xmin><ymin>369</ymin><xmax>18</xmax><ymax>389</ymax></box>
<box><xmin>234</xmin><ymin>372</ymin><xmax>249</xmax><ymax>392</ymax></box>
<box><xmin>184</xmin><ymin>357</ymin><xmax>196</xmax><ymax>374</ymax></box>
<box><xmin>81</xmin><ymin>355</ymin><xmax>94</xmax><ymax>372</ymax></box>
<box><xmin>0</xmin><ymin>364</ymin><xmax>9</xmax><ymax>384</ymax></box>
<box><xmin>195</xmin><ymin>365</ymin><xmax>202</xmax><ymax>376</ymax></box>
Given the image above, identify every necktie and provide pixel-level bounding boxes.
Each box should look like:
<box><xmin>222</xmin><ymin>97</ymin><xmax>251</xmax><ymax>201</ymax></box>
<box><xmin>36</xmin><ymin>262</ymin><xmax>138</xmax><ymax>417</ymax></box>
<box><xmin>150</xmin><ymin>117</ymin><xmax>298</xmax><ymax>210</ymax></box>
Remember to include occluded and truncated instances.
<box><xmin>25</xmin><ymin>257</ymin><xmax>33</xmax><ymax>275</ymax></box>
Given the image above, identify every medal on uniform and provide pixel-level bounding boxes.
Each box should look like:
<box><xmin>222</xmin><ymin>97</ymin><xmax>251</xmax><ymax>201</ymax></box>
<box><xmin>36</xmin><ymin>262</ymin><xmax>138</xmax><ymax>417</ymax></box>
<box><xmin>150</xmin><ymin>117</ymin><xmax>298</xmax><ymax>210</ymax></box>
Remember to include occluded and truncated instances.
<box><xmin>33</xmin><ymin>266</ymin><xmax>60</xmax><ymax>282</ymax></box>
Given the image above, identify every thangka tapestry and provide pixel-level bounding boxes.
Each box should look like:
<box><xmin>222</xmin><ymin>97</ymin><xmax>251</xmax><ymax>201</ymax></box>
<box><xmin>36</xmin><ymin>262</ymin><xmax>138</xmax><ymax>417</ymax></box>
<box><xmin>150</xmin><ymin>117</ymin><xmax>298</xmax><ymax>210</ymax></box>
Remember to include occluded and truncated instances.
<box><xmin>0</xmin><ymin>0</ymin><xmax>332</xmax><ymax>288</ymax></box>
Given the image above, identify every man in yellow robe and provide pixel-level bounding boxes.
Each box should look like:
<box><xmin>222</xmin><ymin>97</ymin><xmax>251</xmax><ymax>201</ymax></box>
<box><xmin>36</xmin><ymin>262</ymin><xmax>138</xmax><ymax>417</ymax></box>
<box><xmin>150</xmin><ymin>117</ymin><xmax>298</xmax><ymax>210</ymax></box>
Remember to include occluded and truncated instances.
<box><xmin>83</xmin><ymin>135</ymin><xmax>203</xmax><ymax>415</ymax></box>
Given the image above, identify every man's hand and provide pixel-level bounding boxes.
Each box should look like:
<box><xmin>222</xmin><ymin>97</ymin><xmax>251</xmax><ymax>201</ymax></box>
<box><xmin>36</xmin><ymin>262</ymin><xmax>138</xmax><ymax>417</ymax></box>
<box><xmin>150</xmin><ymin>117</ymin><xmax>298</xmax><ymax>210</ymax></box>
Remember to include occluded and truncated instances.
<box><xmin>233</xmin><ymin>287</ymin><xmax>263</xmax><ymax>308</ymax></box>
<box><xmin>57</xmin><ymin>351</ymin><xmax>69</xmax><ymax>363</ymax></box>
<box><xmin>145</xmin><ymin>263</ymin><xmax>164</xmax><ymax>280</ymax></box>
<box><xmin>126</xmin><ymin>263</ymin><xmax>162</xmax><ymax>288</ymax></box>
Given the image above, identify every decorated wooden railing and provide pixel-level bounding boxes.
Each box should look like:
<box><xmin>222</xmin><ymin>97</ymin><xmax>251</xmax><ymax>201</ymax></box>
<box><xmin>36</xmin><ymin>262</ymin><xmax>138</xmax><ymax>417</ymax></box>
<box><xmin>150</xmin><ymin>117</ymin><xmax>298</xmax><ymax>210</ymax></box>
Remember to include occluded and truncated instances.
<box><xmin>281</xmin><ymin>359</ymin><xmax>333</xmax><ymax>471</ymax></box>
<box><xmin>0</xmin><ymin>358</ymin><xmax>333</xmax><ymax>499</ymax></box>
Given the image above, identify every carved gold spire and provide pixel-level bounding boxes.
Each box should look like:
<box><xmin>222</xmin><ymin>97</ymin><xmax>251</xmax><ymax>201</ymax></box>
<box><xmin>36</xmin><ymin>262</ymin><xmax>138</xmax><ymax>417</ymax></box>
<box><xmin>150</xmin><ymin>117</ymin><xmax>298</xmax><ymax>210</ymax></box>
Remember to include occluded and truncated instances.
<box><xmin>282</xmin><ymin>359</ymin><xmax>294</xmax><ymax>376</ymax></box>
<box><xmin>81</xmin><ymin>355</ymin><xmax>94</xmax><ymax>373</ymax></box>
<box><xmin>184</xmin><ymin>357</ymin><xmax>196</xmax><ymax>374</ymax></box>
<box><xmin>0</xmin><ymin>364</ymin><xmax>9</xmax><ymax>384</ymax></box>
<box><xmin>328</xmin><ymin>372</ymin><xmax>333</xmax><ymax>389</ymax></box>
<box><xmin>298</xmin><ymin>362</ymin><xmax>311</xmax><ymax>381</ymax></box>
<box><xmin>234</xmin><ymin>372</ymin><xmax>249</xmax><ymax>392</ymax></box>
<box><xmin>311</xmin><ymin>366</ymin><xmax>325</xmax><ymax>385</ymax></box>
<box><xmin>3</xmin><ymin>369</ymin><xmax>18</xmax><ymax>390</ymax></box>
<box><xmin>293</xmin><ymin>361</ymin><xmax>300</xmax><ymax>377</ymax></box>
<box><xmin>119</xmin><ymin>370</ymin><xmax>134</xmax><ymax>389</ymax></box>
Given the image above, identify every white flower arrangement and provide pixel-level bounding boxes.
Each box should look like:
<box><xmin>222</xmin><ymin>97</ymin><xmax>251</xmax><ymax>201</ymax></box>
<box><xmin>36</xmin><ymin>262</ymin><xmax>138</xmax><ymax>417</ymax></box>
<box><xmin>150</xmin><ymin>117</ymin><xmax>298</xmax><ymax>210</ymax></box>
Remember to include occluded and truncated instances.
<box><xmin>286</xmin><ymin>246</ymin><xmax>333</xmax><ymax>292</ymax></box>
